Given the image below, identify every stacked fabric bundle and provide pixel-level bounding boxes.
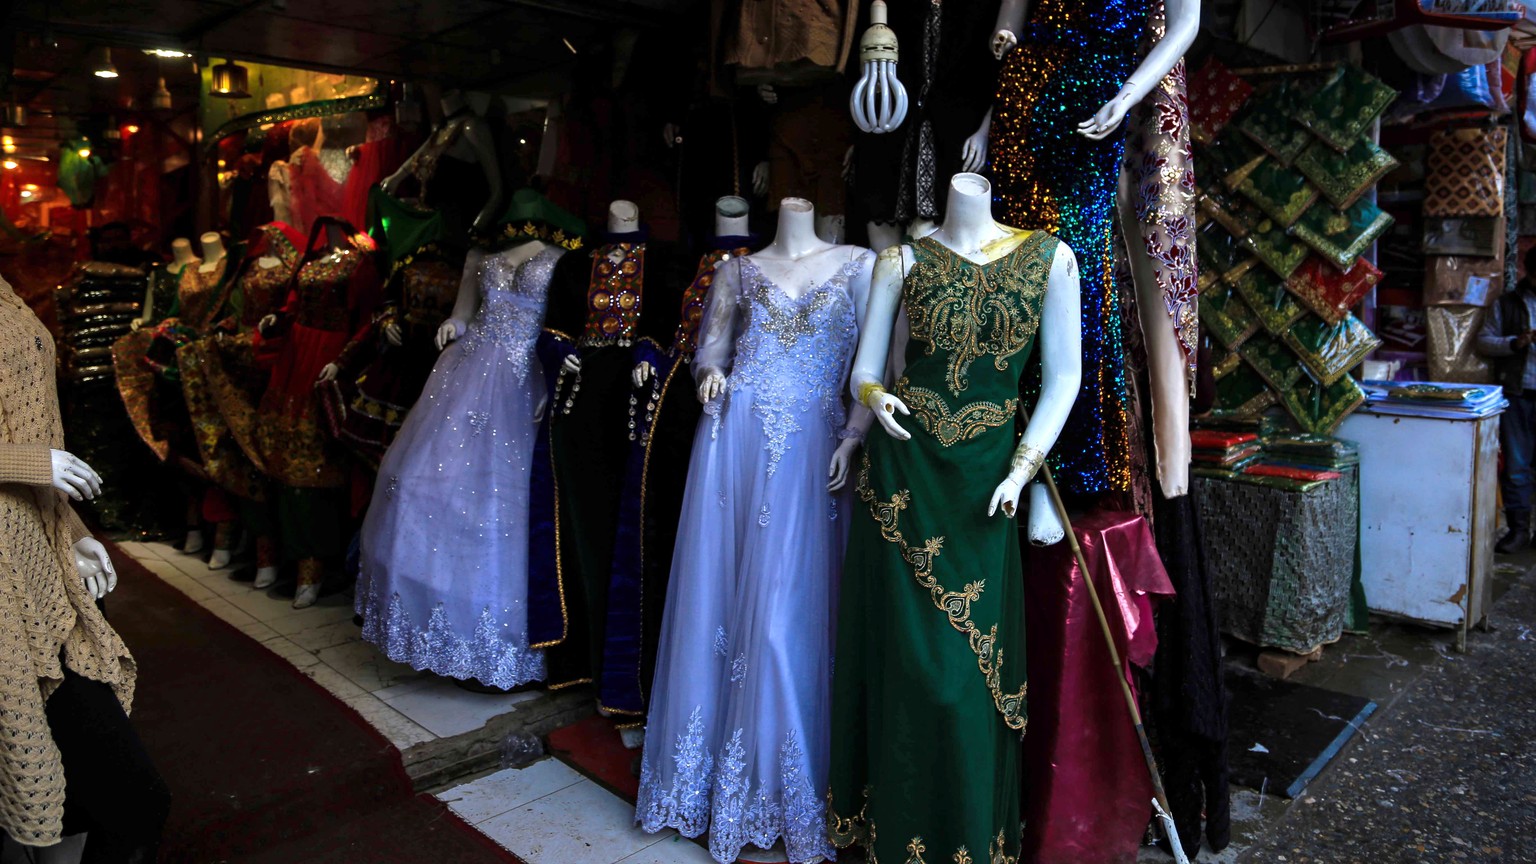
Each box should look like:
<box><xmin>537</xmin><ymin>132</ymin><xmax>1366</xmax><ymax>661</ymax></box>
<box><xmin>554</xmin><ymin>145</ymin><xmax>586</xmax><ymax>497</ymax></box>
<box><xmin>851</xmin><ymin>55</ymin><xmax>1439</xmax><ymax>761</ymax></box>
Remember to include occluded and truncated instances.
<box><xmin>1190</xmin><ymin>59</ymin><xmax>1394</xmax><ymax>433</ymax></box>
<box><xmin>1360</xmin><ymin>380</ymin><xmax>1509</xmax><ymax>418</ymax></box>
<box><xmin>1190</xmin><ymin>429</ymin><xmax>1264</xmax><ymax>477</ymax></box>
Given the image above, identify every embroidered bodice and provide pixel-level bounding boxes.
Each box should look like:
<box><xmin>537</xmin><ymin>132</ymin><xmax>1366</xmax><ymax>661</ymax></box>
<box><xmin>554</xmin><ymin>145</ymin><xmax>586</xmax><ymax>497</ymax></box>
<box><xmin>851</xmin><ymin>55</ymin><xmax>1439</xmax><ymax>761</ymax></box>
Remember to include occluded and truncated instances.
<box><xmin>294</xmin><ymin>238</ymin><xmax>371</xmax><ymax>332</ymax></box>
<box><xmin>460</xmin><ymin>245</ymin><xmax>563</xmax><ymax>383</ymax></box>
<box><xmin>581</xmin><ymin>242</ymin><xmax>646</xmax><ymax>347</ymax></box>
<box><xmin>898</xmin><ymin>232</ymin><xmax>1056</xmax><ymax>448</ymax></box>
<box><xmin>174</xmin><ymin>256</ymin><xmax>230</xmax><ymax>330</ymax></box>
<box><xmin>237</xmin><ymin>228</ymin><xmax>301</xmax><ymax>329</ymax></box>
<box><xmin>675</xmin><ymin>246</ymin><xmax>752</xmax><ymax>356</ymax></box>
<box><xmin>712</xmin><ymin>253</ymin><xmax>866</xmax><ymax>473</ymax></box>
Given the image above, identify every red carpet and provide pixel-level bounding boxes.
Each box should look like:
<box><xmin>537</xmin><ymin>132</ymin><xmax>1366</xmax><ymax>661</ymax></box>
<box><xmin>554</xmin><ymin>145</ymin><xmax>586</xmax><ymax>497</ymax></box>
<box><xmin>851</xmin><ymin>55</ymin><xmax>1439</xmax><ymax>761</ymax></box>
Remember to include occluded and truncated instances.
<box><xmin>103</xmin><ymin>543</ymin><xmax>524</xmax><ymax>863</ymax></box>
<box><xmin>548</xmin><ymin>714</ymin><xmax>639</xmax><ymax>800</ymax></box>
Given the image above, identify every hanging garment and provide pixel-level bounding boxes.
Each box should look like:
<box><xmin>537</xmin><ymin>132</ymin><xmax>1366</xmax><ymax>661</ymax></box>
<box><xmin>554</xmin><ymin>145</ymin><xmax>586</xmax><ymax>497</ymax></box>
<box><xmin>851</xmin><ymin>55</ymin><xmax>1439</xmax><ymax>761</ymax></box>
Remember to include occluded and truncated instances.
<box><xmin>111</xmin><ymin>257</ymin><xmax>233</xmax><ymax>462</ymax></box>
<box><xmin>535</xmin><ymin>234</ymin><xmax>687</xmax><ymax>711</ymax></box>
<box><xmin>637</xmin><ymin>247</ymin><xmax>870</xmax><ymax>864</ymax></box>
<box><xmin>989</xmin><ymin>0</ymin><xmax>1152</xmax><ymax>495</ymax></box>
<box><xmin>356</xmin><ymin>243</ymin><xmax>565</xmax><ymax>687</ymax></box>
<box><xmin>178</xmin><ymin>223</ymin><xmax>306</xmax><ymax>500</ymax></box>
<box><xmin>829</xmin><ymin>230</ymin><xmax>1058</xmax><ymax>864</ymax></box>
<box><xmin>606</xmin><ymin>236</ymin><xmax>760</xmax><ymax>720</ymax></box>
<box><xmin>287</xmin><ymin>145</ymin><xmax>347</xmax><ymax>236</ymax></box>
<box><xmin>323</xmin><ymin>190</ymin><xmax>464</xmax><ymax>467</ymax></box>
<box><xmin>254</xmin><ymin>221</ymin><xmax>380</xmax><ymax>561</ymax></box>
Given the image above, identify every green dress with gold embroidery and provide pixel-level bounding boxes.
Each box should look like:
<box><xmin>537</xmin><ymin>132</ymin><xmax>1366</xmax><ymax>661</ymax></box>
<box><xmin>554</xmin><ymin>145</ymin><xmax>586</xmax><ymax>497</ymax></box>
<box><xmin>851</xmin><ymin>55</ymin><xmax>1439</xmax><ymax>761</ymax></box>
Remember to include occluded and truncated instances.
<box><xmin>829</xmin><ymin>229</ymin><xmax>1058</xmax><ymax>864</ymax></box>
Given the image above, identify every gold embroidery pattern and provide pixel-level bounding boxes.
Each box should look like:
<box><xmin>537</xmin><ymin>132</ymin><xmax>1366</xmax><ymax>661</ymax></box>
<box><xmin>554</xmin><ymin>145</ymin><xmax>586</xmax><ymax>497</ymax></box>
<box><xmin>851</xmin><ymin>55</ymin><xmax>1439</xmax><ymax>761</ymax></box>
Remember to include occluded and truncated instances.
<box><xmin>899</xmin><ymin>377</ymin><xmax>1017</xmax><ymax>448</ymax></box>
<box><xmin>857</xmin><ymin>457</ymin><xmax>1027</xmax><ymax>731</ymax></box>
<box><xmin>903</xmin><ymin>832</ymin><xmax>1017</xmax><ymax>864</ymax></box>
<box><xmin>903</xmin><ymin>232</ymin><xmax>1051</xmax><ymax>397</ymax></box>
<box><xmin>828</xmin><ymin>787</ymin><xmax>875</xmax><ymax>856</ymax></box>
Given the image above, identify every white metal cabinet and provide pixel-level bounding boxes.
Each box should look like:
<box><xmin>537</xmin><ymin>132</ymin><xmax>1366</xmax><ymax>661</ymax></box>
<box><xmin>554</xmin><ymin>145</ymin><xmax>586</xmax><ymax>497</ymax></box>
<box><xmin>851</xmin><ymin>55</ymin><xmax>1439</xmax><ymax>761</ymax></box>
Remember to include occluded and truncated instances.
<box><xmin>1336</xmin><ymin>408</ymin><xmax>1498</xmax><ymax>647</ymax></box>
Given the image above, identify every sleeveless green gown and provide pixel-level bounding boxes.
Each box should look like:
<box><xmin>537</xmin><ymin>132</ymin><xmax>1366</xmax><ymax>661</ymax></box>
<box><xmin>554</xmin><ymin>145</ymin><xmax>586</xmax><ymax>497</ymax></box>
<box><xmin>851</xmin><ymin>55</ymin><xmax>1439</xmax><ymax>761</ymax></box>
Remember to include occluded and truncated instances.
<box><xmin>829</xmin><ymin>229</ymin><xmax>1060</xmax><ymax>864</ymax></box>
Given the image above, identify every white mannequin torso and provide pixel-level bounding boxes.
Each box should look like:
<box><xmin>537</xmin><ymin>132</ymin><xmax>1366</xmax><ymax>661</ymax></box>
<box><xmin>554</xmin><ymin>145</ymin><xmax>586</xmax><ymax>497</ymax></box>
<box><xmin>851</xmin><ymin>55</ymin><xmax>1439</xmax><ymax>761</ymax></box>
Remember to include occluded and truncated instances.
<box><xmin>170</xmin><ymin>238</ymin><xmax>197</xmax><ymax>269</ymax></box>
<box><xmin>198</xmin><ymin>233</ymin><xmax>226</xmax><ymax>273</ymax></box>
<box><xmin>851</xmin><ymin>174</ymin><xmax>1081</xmax><ymax>542</ymax></box>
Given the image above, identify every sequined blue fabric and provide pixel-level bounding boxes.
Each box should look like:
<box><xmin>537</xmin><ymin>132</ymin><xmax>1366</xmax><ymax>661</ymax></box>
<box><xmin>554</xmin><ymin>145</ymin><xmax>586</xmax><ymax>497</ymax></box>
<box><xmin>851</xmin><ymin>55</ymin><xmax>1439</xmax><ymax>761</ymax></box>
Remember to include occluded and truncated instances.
<box><xmin>989</xmin><ymin>0</ymin><xmax>1153</xmax><ymax>494</ymax></box>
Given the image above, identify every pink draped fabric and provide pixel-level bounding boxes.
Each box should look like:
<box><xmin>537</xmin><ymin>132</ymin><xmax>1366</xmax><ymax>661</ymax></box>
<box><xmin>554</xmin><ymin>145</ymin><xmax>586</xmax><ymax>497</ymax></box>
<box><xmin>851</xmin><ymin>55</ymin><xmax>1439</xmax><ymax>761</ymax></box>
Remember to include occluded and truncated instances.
<box><xmin>1023</xmin><ymin>509</ymin><xmax>1176</xmax><ymax>864</ymax></box>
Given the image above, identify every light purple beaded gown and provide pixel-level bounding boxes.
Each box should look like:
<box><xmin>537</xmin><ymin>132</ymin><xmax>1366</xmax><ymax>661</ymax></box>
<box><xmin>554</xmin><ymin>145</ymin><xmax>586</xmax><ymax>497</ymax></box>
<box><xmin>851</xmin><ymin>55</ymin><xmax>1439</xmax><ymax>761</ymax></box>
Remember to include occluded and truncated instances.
<box><xmin>356</xmin><ymin>243</ymin><xmax>564</xmax><ymax>688</ymax></box>
<box><xmin>636</xmin><ymin>248</ymin><xmax>873</xmax><ymax>864</ymax></box>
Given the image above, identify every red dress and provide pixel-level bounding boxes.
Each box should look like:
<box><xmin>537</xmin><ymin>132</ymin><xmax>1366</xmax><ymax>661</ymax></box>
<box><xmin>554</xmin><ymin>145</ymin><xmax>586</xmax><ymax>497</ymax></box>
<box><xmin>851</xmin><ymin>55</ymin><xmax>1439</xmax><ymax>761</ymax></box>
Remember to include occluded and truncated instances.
<box><xmin>288</xmin><ymin>145</ymin><xmax>346</xmax><ymax>236</ymax></box>
<box><xmin>255</xmin><ymin>225</ymin><xmax>380</xmax><ymax>489</ymax></box>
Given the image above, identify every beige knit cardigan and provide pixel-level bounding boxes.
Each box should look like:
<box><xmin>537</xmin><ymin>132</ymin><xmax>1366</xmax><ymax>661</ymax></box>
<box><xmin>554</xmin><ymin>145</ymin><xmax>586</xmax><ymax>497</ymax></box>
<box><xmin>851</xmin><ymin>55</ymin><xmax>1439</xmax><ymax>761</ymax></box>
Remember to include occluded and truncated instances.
<box><xmin>0</xmin><ymin>275</ymin><xmax>135</xmax><ymax>847</ymax></box>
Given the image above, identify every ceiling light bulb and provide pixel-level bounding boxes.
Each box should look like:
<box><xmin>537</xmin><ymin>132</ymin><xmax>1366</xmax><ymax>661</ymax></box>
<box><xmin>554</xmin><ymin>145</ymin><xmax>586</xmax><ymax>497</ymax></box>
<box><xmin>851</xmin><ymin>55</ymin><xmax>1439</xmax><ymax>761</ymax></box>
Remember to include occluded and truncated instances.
<box><xmin>2</xmin><ymin>160</ymin><xmax>15</xmax><ymax>170</ymax></box>
<box><xmin>93</xmin><ymin>47</ymin><xmax>118</xmax><ymax>79</ymax></box>
<box><xmin>19</xmin><ymin>189</ymin><xmax>32</xmax><ymax>198</ymax></box>
<box><xmin>77</xmin><ymin>148</ymin><xmax>91</xmax><ymax>159</ymax></box>
<box><xmin>125</xmin><ymin>124</ymin><xmax>140</xmax><ymax>134</ymax></box>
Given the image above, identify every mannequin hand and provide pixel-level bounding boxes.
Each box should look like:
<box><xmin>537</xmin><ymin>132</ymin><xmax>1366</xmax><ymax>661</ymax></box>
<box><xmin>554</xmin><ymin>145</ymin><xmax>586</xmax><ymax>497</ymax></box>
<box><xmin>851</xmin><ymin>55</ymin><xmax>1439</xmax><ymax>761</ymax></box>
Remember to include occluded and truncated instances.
<box><xmin>988</xmin><ymin>474</ymin><xmax>1025</xmax><ymax>519</ymax></box>
<box><xmin>130</xmin><ymin>317</ymin><xmax>147</xmax><ymax>332</ymax></box>
<box><xmin>562</xmin><ymin>354</ymin><xmax>583</xmax><ymax>375</ymax></box>
<box><xmin>870</xmin><ymin>392</ymin><xmax>911</xmax><ymax>441</ymax></box>
<box><xmin>632</xmin><ymin>361</ymin><xmax>654</xmax><ymax>388</ymax></box>
<box><xmin>757</xmin><ymin>84</ymin><xmax>779</xmax><ymax>105</ymax></box>
<box><xmin>383</xmin><ymin>321</ymin><xmax>403</xmax><ymax>347</ymax></box>
<box><xmin>533</xmin><ymin>393</ymin><xmax>549</xmax><ymax>425</ymax></box>
<box><xmin>316</xmin><ymin>363</ymin><xmax>340</xmax><ymax>384</ymax></box>
<box><xmin>381</xmin><ymin>169</ymin><xmax>404</xmax><ymax>195</ymax></box>
<box><xmin>662</xmin><ymin>122</ymin><xmax>681</xmax><ymax>148</ymax></box>
<box><xmin>960</xmin><ymin>128</ymin><xmax>987</xmax><ymax>173</ymax></box>
<box><xmin>73</xmin><ymin>538</ymin><xmax>117</xmax><ymax>600</ymax></box>
<box><xmin>1078</xmin><ymin>90</ymin><xmax>1135</xmax><ymax>140</ymax></box>
<box><xmin>696</xmin><ymin>369</ymin><xmax>726</xmax><ymax>403</ymax></box>
<box><xmin>827</xmin><ymin>438</ymin><xmax>860</xmax><ymax>491</ymax></box>
<box><xmin>991</xmin><ymin>29</ymin><xmax>1018</xmax><ymax>60</ymax></box>
<box><xmin>257</xmin><ymin>313</ymin><xmax>279</xmax><ymax>336</ymax></box>
<box><xmin>51</xmin><ymin>450</ymin><xmax>102</xmax><ymax>501</ymax></box>
<box><xmin>1027</xmin><ymin>482</ymin><xmax>1066</xmax><ymax>544</ymax></box>
<box><xmin>752</xmin><ymin>162</ymin><xmax>769</xmax><ymax>197</ymax></box>
<box><xmin>436</xmin><ymin>319</ymin><xmax>466</xmax><ymax>351</ymax></box>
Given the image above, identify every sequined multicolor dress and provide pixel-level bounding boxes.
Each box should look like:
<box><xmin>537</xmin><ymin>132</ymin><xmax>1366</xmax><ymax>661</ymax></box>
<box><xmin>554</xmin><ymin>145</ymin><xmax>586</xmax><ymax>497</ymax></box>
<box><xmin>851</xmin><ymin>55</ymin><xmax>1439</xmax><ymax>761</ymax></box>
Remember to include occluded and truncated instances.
<box><xmin>989</xmin><ymin>0</ymin><xmax>1151</xmax><ymax>495</ymax></box>
<box><xmin>356</xmin><ymin>244</ymin><xmax>564</xmax><ymax>688</ymax></box>
<box><xmin>636</xmin><ymin>247</ymin><xmax>870</xmax><ymax>864</ymax></box>
<box><xmin>829</xmin><ymin>230</ymin><xmax>1058</xmax><ymax>864</ymax></box>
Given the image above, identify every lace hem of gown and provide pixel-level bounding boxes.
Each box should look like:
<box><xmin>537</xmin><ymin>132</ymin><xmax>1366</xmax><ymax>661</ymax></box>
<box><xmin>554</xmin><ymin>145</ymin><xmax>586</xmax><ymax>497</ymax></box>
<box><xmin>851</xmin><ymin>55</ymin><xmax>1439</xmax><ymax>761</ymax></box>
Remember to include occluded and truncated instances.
<box><xmin>357</xmin><ymin>582</ymin><xmax>546</xmax><ymax>689</ymax></box>
<box><xmin>636</xmin><ymin>707</ymin><xmax>834</xmax><ymax>864</ymax></box>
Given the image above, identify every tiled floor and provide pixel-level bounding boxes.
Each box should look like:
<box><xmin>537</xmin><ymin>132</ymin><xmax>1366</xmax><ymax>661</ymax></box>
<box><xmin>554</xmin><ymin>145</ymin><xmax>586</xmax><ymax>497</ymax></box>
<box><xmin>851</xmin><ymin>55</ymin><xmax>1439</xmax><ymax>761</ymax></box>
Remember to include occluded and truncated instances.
<box><xmin>118</xmin><ymin>540</ymin><xmax>724</xmax><ymax>864</ymax></box>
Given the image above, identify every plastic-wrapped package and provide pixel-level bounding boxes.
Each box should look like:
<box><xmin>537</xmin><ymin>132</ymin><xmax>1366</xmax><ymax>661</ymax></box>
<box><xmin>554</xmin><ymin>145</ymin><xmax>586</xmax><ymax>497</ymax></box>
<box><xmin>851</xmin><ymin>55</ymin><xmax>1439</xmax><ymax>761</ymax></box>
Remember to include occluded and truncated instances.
<box><xmin>1424</xmin><ymin>255</ymin><xmax>1504</xmax><ymax>306</ymax></box>
<box><xmin>1422</xmin><ymin>216</ymin><xmax>1505</xmax><ymax>257</ymax></box>
<box><xmin>1426</xmin><ymin>305</ymin><xmax>1493</xmax><ymax>383</ymax></box>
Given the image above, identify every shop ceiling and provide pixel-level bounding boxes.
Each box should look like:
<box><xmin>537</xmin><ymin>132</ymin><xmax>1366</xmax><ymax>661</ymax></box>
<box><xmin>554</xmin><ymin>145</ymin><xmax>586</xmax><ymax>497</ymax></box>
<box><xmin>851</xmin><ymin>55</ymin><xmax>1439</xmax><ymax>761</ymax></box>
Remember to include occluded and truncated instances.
<box><xmin>9</xmin><ymin>0</ymin><xmax>699</xmax><ymax>90</ymax></box>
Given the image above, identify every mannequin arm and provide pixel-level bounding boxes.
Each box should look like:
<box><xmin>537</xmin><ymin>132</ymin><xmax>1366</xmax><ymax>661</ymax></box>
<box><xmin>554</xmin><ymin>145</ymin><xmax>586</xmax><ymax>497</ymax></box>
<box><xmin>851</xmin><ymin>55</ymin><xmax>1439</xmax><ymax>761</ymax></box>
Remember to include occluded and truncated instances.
<box><xmin>841</xmin><ymin>249</ymin><xmax>880</xmax><ymax>444</ymax></box>
<box><xmin>990</xmin><ymin>243</ymin><xmax>1081</xmax><ymax>522</ymax></box>
<box><xmin>381</xmin><ymin>136</ymin><xmax>433</xmax><ymax>195</ymax></box>
<box><xmin>992</xmin><ymin>0</ymin><xmax>1029</xmax><ymax>58</ymax></box>
<box><xmin>462</xmin><ymin>118</ymin><xmax>505</xmax><ymax>234</ymax></box>
<box><xmin>1079</xmin><ymin>0</ymin><xmax>1200</xmax><ymax>139</ymax></box>
<box><xmin>693</xmin><ymin>257</ymin><xmax>744</xmax><ymax>402</ymax></box>
<box><xmin>849</xmin><ymin>246</ymin><xmax>911</xmax><ymax>439</ymax></box>
<box><xmin>438</xmin><ymin>248</ymin><xmax>485</xmax><ymax>350</ymax></box>
<box><xmin>960</xmin><ymin>109</ymin><xmax>993</xmax><ymax>174</ymax></box>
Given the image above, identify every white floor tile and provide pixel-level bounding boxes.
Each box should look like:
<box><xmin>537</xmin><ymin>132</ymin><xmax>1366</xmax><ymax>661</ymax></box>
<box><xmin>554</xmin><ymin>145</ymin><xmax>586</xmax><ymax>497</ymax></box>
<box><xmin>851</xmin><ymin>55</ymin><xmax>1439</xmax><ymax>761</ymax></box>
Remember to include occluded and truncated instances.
<box><xmin>372</xmin><ymin>675</ymin><xmax>443</xmax><ymax>702</ymax></box>
<box><xmin>198</xmin><ymin>597</ymin><xmax>260</xmax><ymax>630</ymax></box>
<box><xmin>285</xmin><ymin>616</ymin><xmax>365</xmax><ymax>653</ymax></box>
<box><xmin>224</xmin><ymin>587</ymin><xmax>307</xmax><ymax>623</ymax></box>
<box><xmin>316</xmin><ymin>639</ymin><xmax>428</xmax><ymax>693</ymax></box>
<box><xmin>260</xmin><ymin>636</ymin><xmax>322</xmax><ymax>670</ymax></box>
<box><xmin>185</xmin><ymin>569</ymin><xmax>256</xmax><ymax>599</ymax></box>
<box><xmin>380</xmin><ymin>677</ymin><xmax>540</xmax><ymax>738</ymax></box>
<box><xmin>139</xmin><ymin>560</ymin><xmax>217</xmax><ymax>603</ymax></box>
<box><xmin>268</xmin><ymin>603</ymin><xmax>357</xmax><ymax>637</ymax></box>
<box><xmin>477</xmin><ymin>779</ymin><xmax>665</xmax><ymax>864</ymax></box>
<box><xmin>439</xmin><ymin>759</ymin><xmax>585</xmax><ymax>825</ymax></box>
<box><xmin>336</xmin><ymin>689</ymin><xmax>435</xmax><ymax>750</ymax></box>
<box><xmin>615</xmin><ymin>836</ymin><xmax>719</xmax><ymax>864</ymax></box>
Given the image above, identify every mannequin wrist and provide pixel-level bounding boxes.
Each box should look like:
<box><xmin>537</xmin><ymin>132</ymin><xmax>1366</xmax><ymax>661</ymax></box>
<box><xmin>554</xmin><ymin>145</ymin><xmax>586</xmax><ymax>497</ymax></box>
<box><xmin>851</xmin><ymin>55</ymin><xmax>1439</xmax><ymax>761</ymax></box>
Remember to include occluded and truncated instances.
<box><xmin>857</xmin><ymin>381</ymin><xmax>886</xmax><ymax>409</ymax></box>
<box><xmin>1008</xmin><ymin>443</ymin><xmax>1047</xmax><ymax>484</ymax></box>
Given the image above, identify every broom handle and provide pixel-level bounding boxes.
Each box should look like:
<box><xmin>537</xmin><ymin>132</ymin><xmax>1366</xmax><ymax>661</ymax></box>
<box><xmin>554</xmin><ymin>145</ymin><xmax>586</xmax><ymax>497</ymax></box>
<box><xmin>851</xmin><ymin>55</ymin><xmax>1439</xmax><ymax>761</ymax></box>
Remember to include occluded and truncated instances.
<box><xmin>1034</xmin><ymin>462</ymin><xmax>1175</xmax><ymax>816</ymax></box>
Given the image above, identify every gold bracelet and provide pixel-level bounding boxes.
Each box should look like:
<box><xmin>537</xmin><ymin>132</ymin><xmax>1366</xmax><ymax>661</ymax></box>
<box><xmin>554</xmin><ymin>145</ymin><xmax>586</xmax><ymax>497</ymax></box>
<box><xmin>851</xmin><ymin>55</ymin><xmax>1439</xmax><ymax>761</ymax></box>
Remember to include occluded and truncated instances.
<box><xmin>857</xmin><ymin>381</ymin><xmax>887</xmax><ymax>409</ymax></box>
<box><xmin>1010</xmin><ymin>444</ymin><xmax>1046</xmax><ymax>481</ymax></box>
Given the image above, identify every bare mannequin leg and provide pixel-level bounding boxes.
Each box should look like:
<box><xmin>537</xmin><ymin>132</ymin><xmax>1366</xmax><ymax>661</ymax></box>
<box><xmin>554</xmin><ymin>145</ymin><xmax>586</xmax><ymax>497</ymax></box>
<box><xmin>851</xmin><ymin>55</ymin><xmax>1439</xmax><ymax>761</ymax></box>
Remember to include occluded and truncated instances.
<box><xmin>1118</xmin><ymin>171</ymin><xmax>1191</xmax><ymax>498</ymax></box>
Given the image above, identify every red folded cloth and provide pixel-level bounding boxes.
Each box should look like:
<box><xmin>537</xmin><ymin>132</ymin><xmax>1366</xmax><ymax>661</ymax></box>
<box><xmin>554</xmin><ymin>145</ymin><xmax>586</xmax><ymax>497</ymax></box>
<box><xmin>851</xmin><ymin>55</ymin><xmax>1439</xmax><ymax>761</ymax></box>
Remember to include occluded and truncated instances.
<box><xmin>1244</xmin><ymin>464</ymin><xmax>1342</xmax><ymax>482</ymax></box>
<box><xmin>1190</xmin><ymin>429</ymin><xmax>1260</xmax><ymax>449</ymax></box>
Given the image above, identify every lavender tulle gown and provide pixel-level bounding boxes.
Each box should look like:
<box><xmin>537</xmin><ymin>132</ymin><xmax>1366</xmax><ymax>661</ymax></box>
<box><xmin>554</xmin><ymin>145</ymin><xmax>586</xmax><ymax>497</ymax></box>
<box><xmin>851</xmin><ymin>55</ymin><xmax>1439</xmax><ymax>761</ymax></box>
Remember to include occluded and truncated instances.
<box><xmin>636</xmin><ymin>248</ymin><xmax>873</xmax><ymax>864</ymax></box>
<box><xmin>356</xmin><ymin>243</ymin><xmax>565</xmax><ymax>688</ymax></box>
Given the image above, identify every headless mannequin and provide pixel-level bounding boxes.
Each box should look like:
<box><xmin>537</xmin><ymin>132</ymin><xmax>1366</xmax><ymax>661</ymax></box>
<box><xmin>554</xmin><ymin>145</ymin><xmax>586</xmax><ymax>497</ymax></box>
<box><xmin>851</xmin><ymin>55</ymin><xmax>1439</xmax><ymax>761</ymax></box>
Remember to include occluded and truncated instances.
<box><xmin>382</xmin><ymin>90</ymin><xmax>505</xmax><ymax>236</ymax></box>
<box><xmin>435</xmin><ymin>239</ymin><xmax>553</xmax><ymax>421</ymax></box>
<box><xmin>171</xmin><ymin>237</ymin><xmax>198</xmax><ymax>269</ymax></box>
<box><xmin>992</xmin><ymin>0</ymin><xmax>1199</xmax><ymax>498</ymax></box>
<box><xmin>560</xmin><ymin>200</ymin><xmax>640</xmax><ymax>379</ymax></box>
<box><xmin>198</xmin><ymin>232</ymin><xmax>227</xmax><ymax>273</ymax></box>
<box><xmin>696</xmin><ymin>197</ymin><xmax>871</xmax><ymax>491</ymax></box>
<box><xmin>629</xmin><ymin>196</ymin><xmax>750</xmax><ymax>389</ymax></box>
<box><xmin>851</xmin><ymin>174</ymin><xmax>1081</xmax><ymax>543</ymax></box>
<box><xmin>269</xmin><ymin>159</ymin><xmax>294</xmax><ymax>228</ymax></box>
<box><xmin>135</xmin><ymin>240</ymin><xmax>200</xmax><ymax>331</ymax></box>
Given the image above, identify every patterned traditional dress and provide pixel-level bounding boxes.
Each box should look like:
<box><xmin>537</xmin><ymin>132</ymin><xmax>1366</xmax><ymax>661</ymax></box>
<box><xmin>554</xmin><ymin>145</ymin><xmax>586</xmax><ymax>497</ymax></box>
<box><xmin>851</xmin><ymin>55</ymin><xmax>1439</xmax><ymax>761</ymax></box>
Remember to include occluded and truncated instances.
<box><xmin>829</xmin><ymin>229</ymin><xmax>1059</xmax><ymax>864</ymax></box>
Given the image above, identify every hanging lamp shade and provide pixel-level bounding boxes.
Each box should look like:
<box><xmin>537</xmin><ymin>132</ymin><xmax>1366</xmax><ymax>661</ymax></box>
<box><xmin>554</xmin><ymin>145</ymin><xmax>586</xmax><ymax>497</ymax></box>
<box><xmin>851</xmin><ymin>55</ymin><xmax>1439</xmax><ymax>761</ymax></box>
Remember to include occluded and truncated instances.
<box><xmin>209</xmin><ymin>60</ymin><xmax>250</xmax><ymax>99</ymax></box>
